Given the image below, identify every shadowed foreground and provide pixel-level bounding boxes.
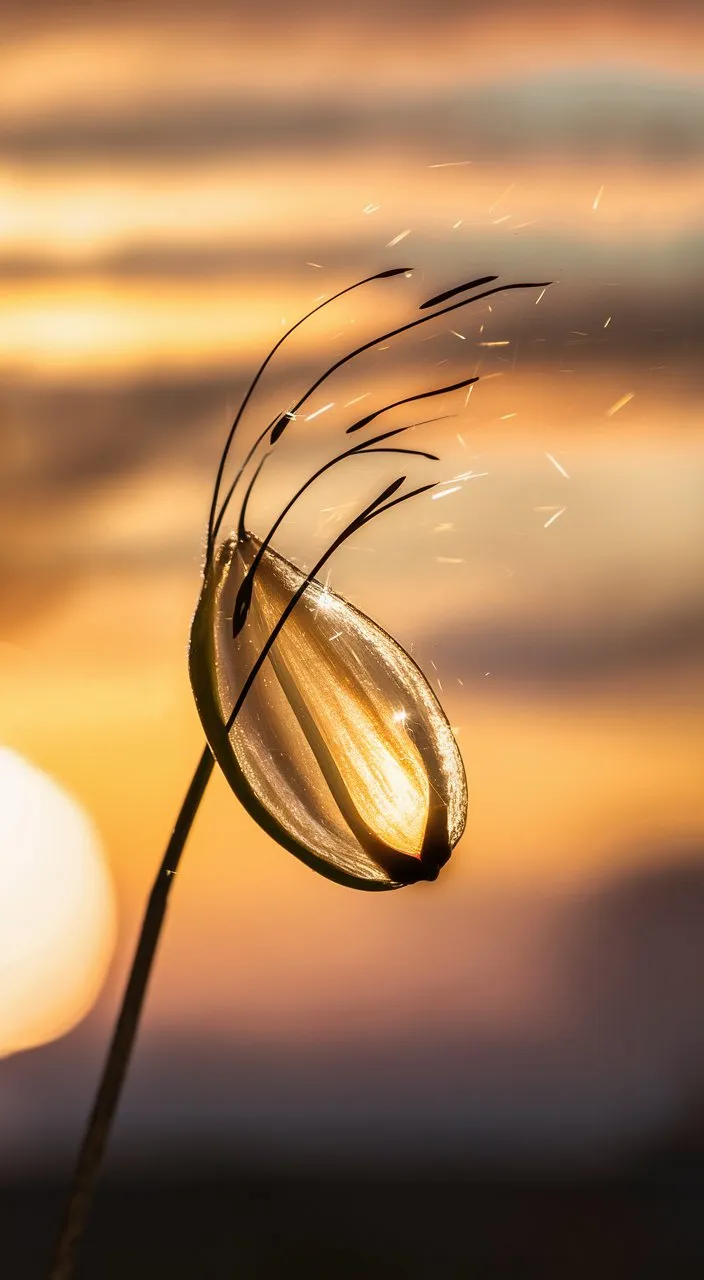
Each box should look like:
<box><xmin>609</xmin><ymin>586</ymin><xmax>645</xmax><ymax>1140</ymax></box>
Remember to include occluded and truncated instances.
<box><xmin>6</xmin><ymin>1149</ymin><xmax>704</xmax><ymax>1279</ymax></box>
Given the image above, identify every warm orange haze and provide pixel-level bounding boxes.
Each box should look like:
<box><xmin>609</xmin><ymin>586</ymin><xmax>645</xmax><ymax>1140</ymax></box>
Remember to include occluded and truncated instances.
<box><xmin>1</xmin><ymin>1</ymin><xmax>704</xmax><ymax>1274</ymax></box>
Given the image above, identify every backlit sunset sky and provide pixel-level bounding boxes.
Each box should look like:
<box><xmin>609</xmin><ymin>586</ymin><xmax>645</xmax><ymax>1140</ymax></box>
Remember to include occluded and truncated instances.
<box><xmin>1</xmin><ymin>1</ymin><xmax>703</xmax><ymax>1172</ymax></box>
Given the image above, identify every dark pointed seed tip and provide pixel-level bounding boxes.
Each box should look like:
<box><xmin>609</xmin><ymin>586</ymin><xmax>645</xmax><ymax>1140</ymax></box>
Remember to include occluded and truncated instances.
<box><xmin>270</xmin><ymin>413</ymin><xmax>293</xmax><ymax>444</ymax></box>
<box><xmin>379</xmin><ymin>476</ymin><xmax>406</xmax><ymax>503</ymax></box>
<box><xmin>345</xmin><ymin>413</ymin><xmax>374</xmax><ymax>435</ymax></box>
<box><xmin>232</xmin><ymin>594</ymin><xmax>252</xmax><ymax>636</ymax></box>
<box><xmin>375</xmin><ymin>267</ymin><xmax>414</xmax><ymax>279</ymax></box>
<box><xmin>419</xmin><ymin>275</ymin><xmax>499</xmax><ymax>310</ymax></box>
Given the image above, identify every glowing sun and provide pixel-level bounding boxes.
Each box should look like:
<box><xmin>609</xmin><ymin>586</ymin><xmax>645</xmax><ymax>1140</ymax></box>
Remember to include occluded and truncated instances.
<box><xmin>0</xmin><ymin>747</ymin><xmax>116</xmax><ymax>1058</ymax></box>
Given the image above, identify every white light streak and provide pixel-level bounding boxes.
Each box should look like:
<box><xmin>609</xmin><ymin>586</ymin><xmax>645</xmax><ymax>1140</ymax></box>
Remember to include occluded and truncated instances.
<box><xmin>606</xmin><ymin>392</ymin><xmax>635</xmax><ymax>417</ymax></box>
<box><xmin>604</xmin><ymin>316</ymin><xmax>612</xmax><ymax>329</ymax></box>
<box><xmin>452</xmin><ymin>470</ymin><xmax>488</xmax><ymax>482</ymax></box>
<box><xmin>306</xmin><ymin>261</ymin><xmax>323</xmax><ymax>269</ymax></box>
<box><xmin>479</xmin><ymin>340</ymin><xmax>510</xmax><ymax>347</ymax></box>
<box><xmin>545</xmin><ymin>452</ymin><xmax>570</xmax><ymax>479</ymax></box>
<box><xmin>535</xmin><ymin>288</ymin><xmax>547</xmax><ymax>306</ymax></box>
<box><xmin>306</xmin><ymin>402</ymin><xmax>334</xmax><ymax>422</ymax></box>
<box><xmin>363</xmin><ymin>203</ymin><xmax>380</xmax><ymax>214</ymax></box>
<box><xmin>500</xmin><ymin>413</ymin><xmax>517</xmax><ymax>420</ymax></box>
<box><xmin>317</xmin><ymin>499</ymin><xmax>358</xmax><ymax>533</ymax></box>
<box><xmin>431</xmin><ymin>486</ymin><xmax>462</xmax><ymax>501</ymax></box>
<box><xmin>543</xmin><ymin>506</ymin><xmax>566</xmax><ymax>528</ymax></box>
<box><xmin>428</xmin><ymin>160</ymin><xmax>473</xmax><ymax>168</ymax></box>
<box><xmin>344</xmin><ymin>392</ymin><xmax>370</xmax><ymax>407</ymax></box>
<box><xmin>436</xmin><ymin>556</ymin><xmax>465</xmax><ymax>564</ymax></box>
<box><xmin>386</xmin><ymin>229</ymin><xmax>411</xmax><ymax>247</ymax></box>
<box><xmin>450</xmin><ymin>330</ymin><xmax>466</xmax><ymax>340</ymax></box>
<box><xmin>488</xmin><ymin>183</ymin><xmax>514</xmax><ymax>213</ymax></box>
<box><xmin>492</xmin><ymin>214</ymin><xmax>511</xmax><ymax>225</ymax></box>
<box><xmin>593</xmin><ymin>185</ymin><xmax>604</xmax><ymax>210</ymax></box>
<box><xmin>452</xmin><ymin>219</ymin><xmax>463</xmax><ymax>229</ymax></box>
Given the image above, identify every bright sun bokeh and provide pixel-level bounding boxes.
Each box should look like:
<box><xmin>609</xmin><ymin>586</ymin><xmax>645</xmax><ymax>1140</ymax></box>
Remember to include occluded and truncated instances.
<box><xmin>0</xmin><ymin>746</ymin><xmax>116</xmax><ymax>1058</ymax></box>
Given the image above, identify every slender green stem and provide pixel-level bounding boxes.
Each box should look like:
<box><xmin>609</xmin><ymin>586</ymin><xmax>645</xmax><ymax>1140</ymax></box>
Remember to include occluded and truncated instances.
<box><xmin>47</xmin><ymin>744</ymin><xmax>215</xmax><ymax>1280</ymax></box>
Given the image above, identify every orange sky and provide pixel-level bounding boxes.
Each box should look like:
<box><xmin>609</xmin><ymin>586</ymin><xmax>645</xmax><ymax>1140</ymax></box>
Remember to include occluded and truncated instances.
<box><xmin>1</xmin><ymin>0</ymin><xmax>703</xmax><ymax>1165</ymax></box>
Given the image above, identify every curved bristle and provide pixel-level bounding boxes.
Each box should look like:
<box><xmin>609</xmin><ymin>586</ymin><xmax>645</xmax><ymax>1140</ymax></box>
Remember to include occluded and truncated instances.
<box><xmin>419</xmin><ymin>275</ymin><xmax>498</xmax><ymax>310</ymax></box>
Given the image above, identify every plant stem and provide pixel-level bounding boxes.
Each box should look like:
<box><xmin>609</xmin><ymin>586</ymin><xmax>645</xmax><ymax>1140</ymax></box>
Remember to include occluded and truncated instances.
<box><xmin>47</xmin><ymin>743</ymin><xmax>215</xmax><ymax>1280</ymax></box>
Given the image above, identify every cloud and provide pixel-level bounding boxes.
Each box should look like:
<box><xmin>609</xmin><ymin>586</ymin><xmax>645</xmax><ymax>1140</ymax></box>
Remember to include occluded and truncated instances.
<box><xmin>7</xmin><ymin>0</ymin><xmax>704</xmax><ymax>35</ymax></box>
<box><xmin>2</xmin><ymin>70</ymin><xmax>703</xmax><ymax>165</ymax></box>
<box><xmin>428</xmin><ymin>601</ymin><xmax>704</xmax><ymax>688</ymax></box>
<box><xmin>1</xmin><ymin>258</ymin><xmax>702</xmax><ymax>497</ymax></box>
<box><xmin>552</xmin><ymin>850</ymin><xmax>704</xmax><ymax>1125</ymax></box>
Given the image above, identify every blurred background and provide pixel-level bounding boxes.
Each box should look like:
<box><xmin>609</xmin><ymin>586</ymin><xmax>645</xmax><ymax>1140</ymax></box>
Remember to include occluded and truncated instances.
<box><xmin>1</xmin><ymin>1</ymin><xmax>703</xmax><ymax>1275</ymax></box>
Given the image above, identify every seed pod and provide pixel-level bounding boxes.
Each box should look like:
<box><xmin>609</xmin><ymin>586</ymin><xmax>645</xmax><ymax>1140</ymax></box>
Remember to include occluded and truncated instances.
<box><xmin>189</xmin><ymin>534</ymin><xmax>467</xmax><ymax>890</ymax></box>
<box><xmin>191</xmin><ymin>267</ymin><xmax>549</xmax><ymax>888</ymax></box>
